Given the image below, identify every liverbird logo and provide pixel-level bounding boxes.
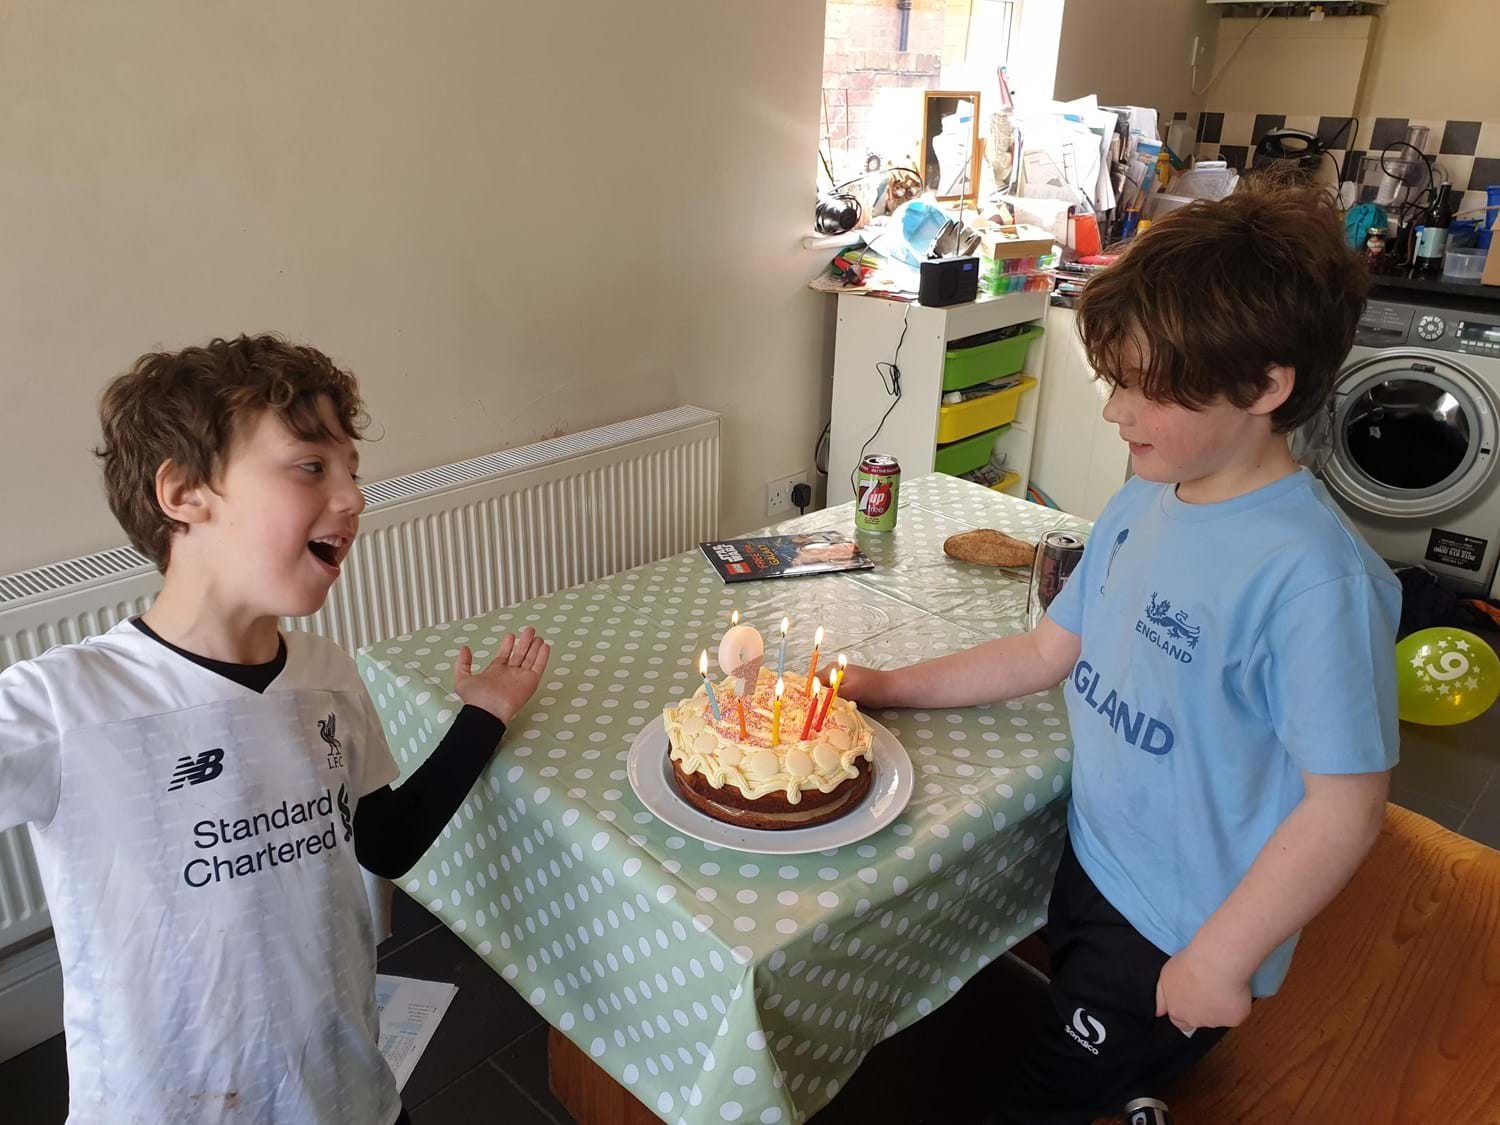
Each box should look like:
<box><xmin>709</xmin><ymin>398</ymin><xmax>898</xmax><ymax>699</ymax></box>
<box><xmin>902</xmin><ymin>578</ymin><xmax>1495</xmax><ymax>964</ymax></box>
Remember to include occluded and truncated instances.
<box><xmin>317</xmin><ymin>713</ymin><xmax>344</xmax><ymax>770</ymax></box>
<box><xmin>1145</xmin><ymin>593</ymin><xmax>1202</xmax><ymax>649</ymax></box>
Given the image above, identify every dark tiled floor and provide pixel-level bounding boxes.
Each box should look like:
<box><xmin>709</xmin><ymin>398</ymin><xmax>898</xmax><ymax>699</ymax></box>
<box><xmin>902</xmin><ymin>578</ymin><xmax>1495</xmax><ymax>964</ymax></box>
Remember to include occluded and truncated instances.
<box><xmin>7</xmin><ymin>698</ymin><xmax>1499</xmax><ymax>1123</ymax></box>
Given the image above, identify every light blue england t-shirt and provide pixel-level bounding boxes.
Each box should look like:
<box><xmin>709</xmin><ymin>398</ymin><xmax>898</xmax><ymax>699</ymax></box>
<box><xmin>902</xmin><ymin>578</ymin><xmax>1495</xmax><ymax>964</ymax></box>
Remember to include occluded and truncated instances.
<box><xmin>1046</xmin><ymin>468</ymin><xmax>1401</xmax><ymax>996</ymax></box>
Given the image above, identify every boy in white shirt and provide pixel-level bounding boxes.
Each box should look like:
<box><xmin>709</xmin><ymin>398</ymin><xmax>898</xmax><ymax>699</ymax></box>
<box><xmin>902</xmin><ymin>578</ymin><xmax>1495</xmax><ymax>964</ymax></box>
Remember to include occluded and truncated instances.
<box><xmin>0</xmin><ymin>335</ymin><xmax>548</xmax><ymax>1123</ymax></box>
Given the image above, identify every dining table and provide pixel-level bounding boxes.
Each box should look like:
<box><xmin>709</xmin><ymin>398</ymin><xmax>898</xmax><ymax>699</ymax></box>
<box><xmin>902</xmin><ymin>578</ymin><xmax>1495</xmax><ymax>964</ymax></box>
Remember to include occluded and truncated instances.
<box><xmin>358</xmin><ymin>472</ymin><xmax>1092</xmax><ymax>1124</ymax></box>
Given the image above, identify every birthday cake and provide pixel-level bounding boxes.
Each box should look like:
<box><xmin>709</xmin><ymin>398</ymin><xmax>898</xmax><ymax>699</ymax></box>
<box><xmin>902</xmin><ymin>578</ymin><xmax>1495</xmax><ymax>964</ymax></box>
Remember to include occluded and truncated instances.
<box><xmin>663</xmin><ymin>666</ymin><xmax>875</xmax><ymax>831</ymax></box>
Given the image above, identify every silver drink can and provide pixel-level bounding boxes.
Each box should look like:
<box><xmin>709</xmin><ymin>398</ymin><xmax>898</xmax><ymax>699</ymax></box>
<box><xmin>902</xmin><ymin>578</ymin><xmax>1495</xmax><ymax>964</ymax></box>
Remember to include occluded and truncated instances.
<box><xmin>1123</xmin><ymin>1097</ymin><xmax>1173</xmax><ymax>1125</ymax></box>
<box><xmin>1026</xmin><ymin>529</ymin><xmax>1087</xmax><ymax>628</ymax></box>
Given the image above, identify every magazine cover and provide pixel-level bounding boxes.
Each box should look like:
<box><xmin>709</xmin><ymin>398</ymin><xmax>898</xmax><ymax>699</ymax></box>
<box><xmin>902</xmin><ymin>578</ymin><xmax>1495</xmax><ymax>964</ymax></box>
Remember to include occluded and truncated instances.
<box><xmin>699</xmin><ymin>531</ymin><xmax>873</xmax><ymax>583</ymax></box>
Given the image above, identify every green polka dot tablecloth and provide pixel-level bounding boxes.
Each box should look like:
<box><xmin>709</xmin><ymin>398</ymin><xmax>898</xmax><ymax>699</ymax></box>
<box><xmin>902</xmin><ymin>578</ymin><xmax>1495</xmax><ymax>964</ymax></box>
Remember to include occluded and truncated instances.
<box><xmin>359</xmin><ymin>473</ymin><xmax>1092</xmax><ymax>1124</ymax></box>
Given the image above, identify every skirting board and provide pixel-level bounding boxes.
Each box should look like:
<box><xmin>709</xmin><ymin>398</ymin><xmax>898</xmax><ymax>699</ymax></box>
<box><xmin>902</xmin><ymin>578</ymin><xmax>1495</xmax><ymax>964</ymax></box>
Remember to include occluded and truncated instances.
<box><xmin>0</xmin><ymin>937</ymin><xmax>63</xmax><ymax>1063</ymax></box>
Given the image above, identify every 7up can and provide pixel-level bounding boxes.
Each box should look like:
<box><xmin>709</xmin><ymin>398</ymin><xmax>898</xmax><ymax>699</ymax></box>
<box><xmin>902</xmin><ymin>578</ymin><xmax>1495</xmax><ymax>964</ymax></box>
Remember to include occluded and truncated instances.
<box><xmin>855</xmin><ymin>454</ymin><xmax>901</xmax><ymax>532</ymax></box>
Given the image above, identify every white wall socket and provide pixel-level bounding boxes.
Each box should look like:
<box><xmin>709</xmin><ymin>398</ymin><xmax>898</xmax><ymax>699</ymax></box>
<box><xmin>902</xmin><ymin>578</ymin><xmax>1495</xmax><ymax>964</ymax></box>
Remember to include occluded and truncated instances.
<box><xmin>765</xmin><ymin>472</ymin><xmax>811</xmax><ymax>519</ymax></box>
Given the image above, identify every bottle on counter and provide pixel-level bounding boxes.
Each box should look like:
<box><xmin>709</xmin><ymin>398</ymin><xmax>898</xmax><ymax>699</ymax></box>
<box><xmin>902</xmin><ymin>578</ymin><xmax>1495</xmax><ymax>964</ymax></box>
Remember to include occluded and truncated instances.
<box><xmin>1365</xmin><ymin>225</ymin><xmax>1386</xmax><ymax>264</ymax></box>
<box><xmin>1415</xmin><ymin>182</ymin><xmax>1455</xmax><ymax>272</ymax></box>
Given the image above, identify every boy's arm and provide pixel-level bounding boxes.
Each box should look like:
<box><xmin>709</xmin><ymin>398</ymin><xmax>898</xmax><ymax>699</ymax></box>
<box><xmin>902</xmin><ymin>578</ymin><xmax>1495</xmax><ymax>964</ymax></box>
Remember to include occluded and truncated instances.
<box><xmin>0</xmin><ymin>662</ymin><xmax>64</xmax><ymax>833</ymax></box>
<box><xmin>353</xmin><ymin>707</ymin><xmax>507</xmax><ymax>878</ymax></box>
<box><xmin>839</xmin><ymin>616</ymin><xmax>1080</xmax><ymax>709</ymax></box>
<box><xmin>1157</xmin><ymin>768</ymin><xmax>1390</xmax><ymax>1033</ymax></box>
<box><xmin>354</xmin><ymin>628</ymin><xmax>550</xmax><ymax>879</ymax></box>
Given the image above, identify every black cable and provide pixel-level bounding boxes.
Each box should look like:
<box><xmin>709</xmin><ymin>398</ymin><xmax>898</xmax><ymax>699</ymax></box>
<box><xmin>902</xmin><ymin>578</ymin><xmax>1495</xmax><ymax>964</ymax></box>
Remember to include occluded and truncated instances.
<box><xmin>1326</xmin><ymin>115</ymin><xmax>1358</xmax><ymax>152</ymax></box>
<box><xmin>849</xmin><ymin>304</ymin><xmax>912</xmax><ymax>502</ymax></box>
<box><xmin>814</xmin><ymin>422</ymin><xmax>830</xmax><ymax>477</ymax></box>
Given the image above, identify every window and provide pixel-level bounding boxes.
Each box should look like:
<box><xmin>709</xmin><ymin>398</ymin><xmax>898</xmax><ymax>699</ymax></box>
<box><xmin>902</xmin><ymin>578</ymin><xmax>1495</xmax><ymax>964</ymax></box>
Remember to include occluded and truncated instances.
<box><xmin>819</xmin><ymin>0</ymin><xmax>1017</xmax><ymax>190</ymax></box>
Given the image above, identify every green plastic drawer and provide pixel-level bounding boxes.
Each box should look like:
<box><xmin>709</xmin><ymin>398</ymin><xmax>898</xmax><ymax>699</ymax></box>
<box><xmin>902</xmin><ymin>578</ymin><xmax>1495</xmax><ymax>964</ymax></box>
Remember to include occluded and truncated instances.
<box><xmin>943</xmin><ymin>325</ymin><xmax>1043</xmax><ymax>393</ymax></box>
<box><xmin>934</xmin><ymin>424</ymin><xmax>1009</xmax><ymax>476</ymax></box>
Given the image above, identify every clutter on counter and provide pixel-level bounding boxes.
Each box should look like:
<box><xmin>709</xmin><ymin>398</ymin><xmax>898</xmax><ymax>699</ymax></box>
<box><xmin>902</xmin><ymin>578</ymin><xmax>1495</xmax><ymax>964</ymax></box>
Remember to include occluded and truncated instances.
<box><xmin>811</xmin><ymin>69</ymin><xmax>1500</xmax><ymax>307</ymax></box>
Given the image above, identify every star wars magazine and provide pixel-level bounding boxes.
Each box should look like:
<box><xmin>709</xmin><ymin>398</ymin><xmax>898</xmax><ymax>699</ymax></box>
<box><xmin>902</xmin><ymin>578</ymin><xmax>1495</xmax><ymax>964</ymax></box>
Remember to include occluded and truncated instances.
<box><xmin>699</xmin><ymin>531</ymin><xmax>873</xmax><ymax>583</ymax></box>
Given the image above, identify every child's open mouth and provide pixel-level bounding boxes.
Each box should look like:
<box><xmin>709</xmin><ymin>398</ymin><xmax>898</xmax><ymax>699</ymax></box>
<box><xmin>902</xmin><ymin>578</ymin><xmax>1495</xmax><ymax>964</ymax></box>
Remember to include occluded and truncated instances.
<box><xmin>308</xmin><ymin>535</ymin><xmax>349</xmax><ymax>573</ymax></box>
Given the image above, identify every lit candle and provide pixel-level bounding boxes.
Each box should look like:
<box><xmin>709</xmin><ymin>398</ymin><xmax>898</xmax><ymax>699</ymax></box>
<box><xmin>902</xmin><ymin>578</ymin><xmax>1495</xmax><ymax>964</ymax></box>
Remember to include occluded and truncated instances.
<box><xmin>699</xmin><ymin>649</ymin><xmax>722</xmax><ymax>722</ymax></box>
<box><xmin>771</xmin><ymin>676</ymin><xmax>785</xmax><ymax>747</ymax></box>
<box><xmin>776</xmin><ymin>617</ymin><xmax>789</xmax><ymax>679</ymax></box>
<box><xmin>737</xmin><ymin>698</ymin><xmax>749</xmax><ymax>740</ymax></box>
<box><xmin>802</xmin><ymin>625</ymin><xmax>825</xmax><ymax>699</ymax></box>
<box><xmin>816</xmin><ymin>655</ymin><xmax>848</xmax><ymax>732</ymax></box>
<box><xmin>799</xmin><ymin>676</ymin><xmax>823</xmax><ymax>741</ymax></box>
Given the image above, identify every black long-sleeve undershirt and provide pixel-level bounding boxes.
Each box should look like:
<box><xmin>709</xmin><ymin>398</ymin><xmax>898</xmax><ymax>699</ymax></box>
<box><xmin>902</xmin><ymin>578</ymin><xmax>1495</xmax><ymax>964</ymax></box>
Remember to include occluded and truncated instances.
<box><xmin>131</xmin><ymin>618</ymin><xmax>505</xmax><ymax>879</ymax></box>
<box><xmin>350</xmin><ymin>705</ymin><xmax>505</xmax><ymax>877</ymax></box>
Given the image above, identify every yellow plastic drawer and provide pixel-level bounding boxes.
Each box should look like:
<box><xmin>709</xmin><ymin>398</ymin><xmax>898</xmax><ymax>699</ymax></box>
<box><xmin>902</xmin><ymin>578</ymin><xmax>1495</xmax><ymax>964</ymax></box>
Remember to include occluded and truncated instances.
<box><xmin>935</xmin><ymin>376</ymin><xmax>1035</xmax><ymax>444</ymax></box>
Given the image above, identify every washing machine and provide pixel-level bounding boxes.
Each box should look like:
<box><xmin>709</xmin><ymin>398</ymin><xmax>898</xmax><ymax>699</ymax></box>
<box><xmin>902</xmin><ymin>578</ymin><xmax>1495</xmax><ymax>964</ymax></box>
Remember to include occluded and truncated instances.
<box><xmin>1307</xmin><ymin>293</ymin><xmax>1500</xmax><ymax>598</ymax></box>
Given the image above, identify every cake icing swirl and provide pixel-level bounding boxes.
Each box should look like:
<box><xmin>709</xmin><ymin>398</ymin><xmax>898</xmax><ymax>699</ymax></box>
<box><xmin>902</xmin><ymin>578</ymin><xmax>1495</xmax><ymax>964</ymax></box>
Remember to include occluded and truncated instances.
<box><xmin>663</xmin><ymin>666</ymin><xmax>873</xmax><ymax>804</ymax></box>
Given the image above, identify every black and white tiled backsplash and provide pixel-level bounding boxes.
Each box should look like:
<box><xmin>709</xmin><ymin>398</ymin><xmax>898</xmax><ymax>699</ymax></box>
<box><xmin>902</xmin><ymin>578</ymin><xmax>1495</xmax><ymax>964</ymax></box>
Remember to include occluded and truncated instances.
<box><xmin>1182</xmin><ymin>111</ymin><xmax>1499</xmax><ymax>220</ymax></box>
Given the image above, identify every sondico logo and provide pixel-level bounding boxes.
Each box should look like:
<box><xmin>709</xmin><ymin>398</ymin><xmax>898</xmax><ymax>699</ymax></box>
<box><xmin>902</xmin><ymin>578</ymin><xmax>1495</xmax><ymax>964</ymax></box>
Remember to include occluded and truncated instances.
<box><xmin>1065</xmin><ymin>1007</ymin><xmax>1107</xmax><ymax>1055</ymax></box>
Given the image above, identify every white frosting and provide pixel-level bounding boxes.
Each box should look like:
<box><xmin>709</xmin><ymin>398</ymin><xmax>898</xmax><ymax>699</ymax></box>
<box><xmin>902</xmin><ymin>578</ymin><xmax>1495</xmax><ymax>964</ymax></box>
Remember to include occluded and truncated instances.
<box><xmin>663</xmin><ymin>666</ymin><xmax>873</xmax><ymax>804</ymax></box>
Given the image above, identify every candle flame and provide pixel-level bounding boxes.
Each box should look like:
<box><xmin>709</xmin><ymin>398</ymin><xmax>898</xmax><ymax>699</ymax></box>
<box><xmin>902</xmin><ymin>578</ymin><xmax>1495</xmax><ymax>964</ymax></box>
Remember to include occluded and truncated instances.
<box><xmin>813</xmin><ymin>625</ymin><xmax>824</xmax><ymax>648</ymax></box>
<box><xmin>810</xmin><ymin>677</ymin><xmax>822</xmax><ymax>698</ymax></box>
<box><xmin>699</xmin><ymin>649</ymin><xmax>708</xmax><ymax>677</ymax></box>
<box><xmin>837</xmin><ymin>653</ymin><xmax>848</xmax><ymax>670</ymax></box>
<box><xmin>780</xmin><ymin>616</ymin><xmax>789</xmax><ymax>636</ymax></box>
<box><xmin>774</xmin><ymin>676</ymin><xmax>785</xmax><ymax>699</ymax></box>
<box><xmin>731</xmin><ymin>610</ymin><xmax>740</xmax><ymax>626</ymax></box>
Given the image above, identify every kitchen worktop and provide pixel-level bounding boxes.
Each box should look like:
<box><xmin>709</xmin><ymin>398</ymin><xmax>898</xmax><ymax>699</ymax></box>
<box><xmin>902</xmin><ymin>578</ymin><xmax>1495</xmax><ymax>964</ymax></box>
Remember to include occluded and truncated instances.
<box><xmin>1371</xmin><ymin>267</ymin><xmax>1500</xmax><ymax>309</ymax></box>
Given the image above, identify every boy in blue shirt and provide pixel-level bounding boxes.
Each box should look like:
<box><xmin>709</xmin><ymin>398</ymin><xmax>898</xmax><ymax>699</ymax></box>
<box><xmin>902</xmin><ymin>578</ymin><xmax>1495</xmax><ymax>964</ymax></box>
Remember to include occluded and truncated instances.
<box><xmin>839</xmin><ymin>183</ymin><xmax>1399</xmax><ymax>1122</ymax></box>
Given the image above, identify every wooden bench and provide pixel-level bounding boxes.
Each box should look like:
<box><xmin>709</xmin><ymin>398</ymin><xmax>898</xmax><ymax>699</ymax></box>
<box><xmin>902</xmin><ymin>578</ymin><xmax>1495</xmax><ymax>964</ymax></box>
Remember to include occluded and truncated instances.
<box><xmin>1101</xmin><ymin>803</ymin><xmax>1500</xmax><ymax>1123</ymax></box>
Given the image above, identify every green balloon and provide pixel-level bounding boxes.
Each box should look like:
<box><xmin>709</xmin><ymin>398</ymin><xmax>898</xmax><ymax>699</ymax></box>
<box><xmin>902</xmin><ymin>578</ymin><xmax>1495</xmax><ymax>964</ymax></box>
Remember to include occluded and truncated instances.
<box><xmin>1395</xmin><ymin>627</ymin><xmax>1500</xmax><ymax>726</ymax></box>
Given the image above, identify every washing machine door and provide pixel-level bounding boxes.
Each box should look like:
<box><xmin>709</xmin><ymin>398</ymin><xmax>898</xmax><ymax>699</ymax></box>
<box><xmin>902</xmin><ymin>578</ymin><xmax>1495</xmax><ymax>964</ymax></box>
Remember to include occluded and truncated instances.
<box><xmin>1321</xmin><ymin>351</ymin><xmax>1498</xmax><ymax>519</ymax></box>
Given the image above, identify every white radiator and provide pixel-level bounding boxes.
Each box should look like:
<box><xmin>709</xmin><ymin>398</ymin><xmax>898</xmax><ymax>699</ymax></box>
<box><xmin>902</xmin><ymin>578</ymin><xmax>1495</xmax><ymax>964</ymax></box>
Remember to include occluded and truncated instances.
<box><xmin>0</xmin><ymin>405</ymin><xmax>719</xmax><ymax>1000</ymax></box>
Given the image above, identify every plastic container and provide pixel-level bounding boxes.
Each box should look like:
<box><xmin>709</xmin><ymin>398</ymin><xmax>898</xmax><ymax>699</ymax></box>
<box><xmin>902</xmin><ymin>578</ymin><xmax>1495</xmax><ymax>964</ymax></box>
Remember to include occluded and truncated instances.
<box><xmin>935</xmin><ymin>424</ymin><xmax>1009</xmax><ymax>476</ymax></box>
<box><xmin>935</xmin><ymin>375</ymin><xmax>1036</xmax><ymax>443</ymax></box>
<box><xmin>1442</xmin><ymin>247</ymin><xmax>1489</xmax><ymax>283</ymax></box>
<box><xmin>942</xmin><ymin>325</ymin><xmax>1043</xmax><ymax>392</ymax></box>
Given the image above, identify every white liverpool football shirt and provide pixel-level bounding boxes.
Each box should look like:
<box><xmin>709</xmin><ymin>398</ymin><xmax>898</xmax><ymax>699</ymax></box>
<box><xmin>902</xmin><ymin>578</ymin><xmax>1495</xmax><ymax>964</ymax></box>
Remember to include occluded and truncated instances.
<box><xmin>0</xmin><ymin>621</ymin><xmax>402</xmax><ymax>1124</ymax></box>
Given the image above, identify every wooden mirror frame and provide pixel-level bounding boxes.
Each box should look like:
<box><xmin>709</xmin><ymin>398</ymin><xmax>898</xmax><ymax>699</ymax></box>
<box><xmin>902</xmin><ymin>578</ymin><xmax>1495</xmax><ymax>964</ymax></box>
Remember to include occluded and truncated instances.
<box><xmin>920</xmin><ymin>90</ymin><xmax>982</xmax><ymax>203</ymax></box>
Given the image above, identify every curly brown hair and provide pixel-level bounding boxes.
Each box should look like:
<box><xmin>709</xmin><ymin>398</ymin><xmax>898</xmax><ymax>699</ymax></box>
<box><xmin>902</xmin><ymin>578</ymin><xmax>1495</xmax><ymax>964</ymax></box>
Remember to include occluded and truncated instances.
<box><xmin>1076</xmin><ymin>179</ymin><xmax>1368</xmax><ymax>433</ymax></box>
<box><xmin>96</xmin><ymin>334</ymin><xmax>369</xmax><ymax>571</ymax></box>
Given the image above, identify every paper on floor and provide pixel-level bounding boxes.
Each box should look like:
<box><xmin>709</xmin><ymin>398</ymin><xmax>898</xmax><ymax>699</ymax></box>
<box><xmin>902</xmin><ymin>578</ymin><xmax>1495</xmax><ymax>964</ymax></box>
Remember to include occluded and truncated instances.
<box><xmin>375</xmin><ymin>974</ymin><xmax>459</xmax><ymax>1091</ymax></box>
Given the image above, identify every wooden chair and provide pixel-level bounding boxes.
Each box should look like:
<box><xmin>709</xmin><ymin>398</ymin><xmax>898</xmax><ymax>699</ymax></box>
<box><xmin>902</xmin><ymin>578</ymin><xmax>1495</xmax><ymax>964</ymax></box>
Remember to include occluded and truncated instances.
<box><xmin>1100</xmin><ymin>804</ymin><xmax>1500</xmax><ymax>1124</ymax></box>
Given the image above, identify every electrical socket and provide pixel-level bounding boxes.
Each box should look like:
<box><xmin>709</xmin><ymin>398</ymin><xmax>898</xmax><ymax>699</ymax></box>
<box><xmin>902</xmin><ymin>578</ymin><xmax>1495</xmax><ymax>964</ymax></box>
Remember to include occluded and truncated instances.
<box><xmin>765</xmin><ymin>472</ymin><xmax>812</xmax><ymax>519</ymax></box>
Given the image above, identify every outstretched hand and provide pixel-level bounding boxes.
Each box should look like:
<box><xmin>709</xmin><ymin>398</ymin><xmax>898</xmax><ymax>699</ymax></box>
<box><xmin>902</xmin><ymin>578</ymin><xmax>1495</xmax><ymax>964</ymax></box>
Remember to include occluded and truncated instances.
<box><xmin>454</xmin><ymin>626</ymin><xmax>551</xmax><ymax>726</ymax></box>
<box><xmin>822</xmin><ymin>661</ymin><xmax>887</xmax><ymax>709</ymax></box>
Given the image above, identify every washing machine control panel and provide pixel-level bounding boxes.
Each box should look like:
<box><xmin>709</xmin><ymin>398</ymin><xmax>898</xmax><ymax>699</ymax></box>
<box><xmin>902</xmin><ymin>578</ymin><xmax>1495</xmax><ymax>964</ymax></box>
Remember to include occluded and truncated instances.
<box><xmin>1454</xmin><ymin>319</ymin><xmax>1500</xmax><ymax>357</ymax></box>
<box><xmin>1357</xmin><ymin>299</ymin><xmax>1500</xmax><ymax>358</ymax></box>
<box><xmin>1416</xmin><ymin>314</ymin><xmax>1446</xmax><ymax>341</ymax></box>
<box><xmin>1355</xmin><ymin>301</ymin><xmax>1415</xmax><ymax>347</ymax></box>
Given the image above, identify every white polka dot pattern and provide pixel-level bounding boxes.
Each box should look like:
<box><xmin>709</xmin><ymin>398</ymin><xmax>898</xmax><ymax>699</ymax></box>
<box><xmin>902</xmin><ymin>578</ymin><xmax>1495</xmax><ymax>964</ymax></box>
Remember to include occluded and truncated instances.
<box><xmin>358</xmin><ymin>474</ymin><xmax>1081</xmax><ymax>1124</ymax></box>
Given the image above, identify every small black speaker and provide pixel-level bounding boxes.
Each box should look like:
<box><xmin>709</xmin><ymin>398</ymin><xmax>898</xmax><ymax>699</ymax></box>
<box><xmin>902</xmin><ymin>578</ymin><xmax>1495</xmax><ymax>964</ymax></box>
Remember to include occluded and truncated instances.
<box><xmin>918</xmin><ymin>256</ymin><xmax>979</xmax><ymax>307</ymax></box>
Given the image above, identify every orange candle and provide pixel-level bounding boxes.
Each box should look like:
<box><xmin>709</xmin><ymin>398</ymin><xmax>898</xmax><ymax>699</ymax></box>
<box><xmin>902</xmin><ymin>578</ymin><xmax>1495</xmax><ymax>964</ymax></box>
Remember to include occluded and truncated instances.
<box><xmin>802</xmin><ymin>625</ymin><xmax>824</xmax><ymax>699</ymax></box>
<box><xmin>815</xmin><ymin>655</ymin><xmax>847</xmax><ymax>732</ymax></box>
<box><xmin>799</xmin><ymin>677</ymin><xmax>823</xmax><ymax>741</ymax></box>
<box><xmin>736</xmin><ymin>698</ymin><xmax>749</xmax><ymax>740</ymax></box>
<box><xmin>771</xmin><ymin>677</ymin><xmax>785</xmax><ymax>747</ymax></box>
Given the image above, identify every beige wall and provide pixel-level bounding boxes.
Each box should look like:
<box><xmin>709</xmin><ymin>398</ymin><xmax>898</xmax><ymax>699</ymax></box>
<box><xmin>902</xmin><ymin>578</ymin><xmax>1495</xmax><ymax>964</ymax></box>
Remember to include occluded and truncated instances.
<box><xmin>1205</xmin><ymin>0</ymin><xmax>1498</xmax><ymax>121</ymax></box>
<box><xmin>1358</xmin><ymin>0</ymin><xmax>1498</xmax><ymax>120</ymax></box>
<box><xmin>1209</xmin><ymin>15</ymin><xmax>1373</xmax><ymax>117</ymax></box>
<box><xmin>0</xmin><ymin>0</ymin><xmax>829</xmax><ymax>576</ymax></box>
<box><xmin>1053</xmin><ymin>0</ymin><xmax>1220</xmax><ymax>117</ymax></box>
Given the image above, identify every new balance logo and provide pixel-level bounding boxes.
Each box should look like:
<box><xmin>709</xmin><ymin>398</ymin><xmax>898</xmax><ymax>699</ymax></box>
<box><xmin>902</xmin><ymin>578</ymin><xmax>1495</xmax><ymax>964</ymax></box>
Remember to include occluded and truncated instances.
<box><xmin>1064</xmin><ymin>1006</ymin><xmax>1107</xmax><ymax>1055</ymax></box>
<box><xmin>167</xmin><ymin>748</ymin><xmax>226</xmax><ymax>792</ymax></box>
